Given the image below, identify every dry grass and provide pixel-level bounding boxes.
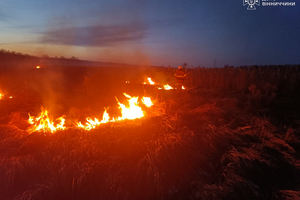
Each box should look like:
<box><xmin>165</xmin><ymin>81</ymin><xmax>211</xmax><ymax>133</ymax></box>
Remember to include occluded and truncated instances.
<box><xmin>0</xmin><ymin>65</ymin><xmax>299</xmax><ymax>200</ymax></box>
<box><xmin>0</xmin><ymin>91</ymin><xmax>299</xmax><ymax>200</ymax></box>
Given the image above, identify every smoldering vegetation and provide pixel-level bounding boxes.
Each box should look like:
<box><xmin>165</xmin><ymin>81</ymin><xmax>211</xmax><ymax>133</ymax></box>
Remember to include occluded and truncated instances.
<box><xmin>0</xmin><ymin>57</ymin><xmax>300</xmax><ymax>200</ymax></box>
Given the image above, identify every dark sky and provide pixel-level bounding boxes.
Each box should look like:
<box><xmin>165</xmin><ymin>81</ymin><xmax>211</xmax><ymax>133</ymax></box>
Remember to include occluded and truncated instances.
<box><xmin>0</xmin><ymin>0</ymin><xmax>299</xmax><ymax>67</ymax></box>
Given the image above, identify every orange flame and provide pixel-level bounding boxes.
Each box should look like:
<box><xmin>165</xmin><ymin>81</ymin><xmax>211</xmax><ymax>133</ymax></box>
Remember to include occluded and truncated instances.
<box><xmin>0</xmin><ymin>92</ymin><xmax>13</xmax><ymax>99</ymax></box>
<box><xmin>36</xmin><ymin>65</ymin><xmax>40</xmax><ymax>69</ymax></box>
<box><xmin>117</xmin><ymin>93</ymin><xmax>144</xmax><ymax>120</ymax></box>
<box><xmin>27</xmin><ymin>107</ymin><xmax>66</xmax><ymax>133</ymax></box>
<box><xmin>76</xmin><ymin>93</ymin><xmax>153</xmax><ymax>130</ymax></box>
<box><xmin>147</xmin><ymin>77</ymin><xmax>155</xmax><ymax>85</ymax></box>
<box><xmin>163</xmin><ymin>84</ymin><xmax>174</xmax><ymax>90</ymax></box>
<box><xmin>76</xmin><ymin>109</ymin><xmax>115</xmax><ymax>131</ymax></box>
<box><xmin>143</xmin><ymin>77</ymin><xmax>155</xmax><ymax>85</ymax></box>
<box><xmin>158</xmin><ymin>84</ymin><xmax>173</xmax><ymax>90</ymax></box>
<box><xmin>142</xmin><ymin>97</ymin><xmax>153</xmax><ymax>107</ymax></box>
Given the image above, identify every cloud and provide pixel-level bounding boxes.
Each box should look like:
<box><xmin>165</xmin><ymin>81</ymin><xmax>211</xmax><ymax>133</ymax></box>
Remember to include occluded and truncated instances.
<box><xmin>40</xmin><ymin>21</ymin><xmax>147</xmax><ymax>47</ymax></box>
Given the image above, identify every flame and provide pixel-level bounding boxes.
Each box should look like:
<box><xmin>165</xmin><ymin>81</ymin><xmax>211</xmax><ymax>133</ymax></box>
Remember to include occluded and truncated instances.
<box><xmin>0</xmin><ymin>92</ymin><xmax>13</xmax><ymax>99</ymax></box>
<box><xmin>157</xmin><ymin>85</ymin><xmax>174</xmax><ymax>90</ymax></box>
<box><xmin>27</xmin><ymin>107</ymin><xmax>66</xmax><ymax>133</ymax></box>
<box><xmin>76</xmin><ymin>93</ymin><xmax>153</xmax><ymax>130</ymax></box>
<box><xmin>147</xmin><ymin>77</ymin><xmax>155</xmax><ymax>85</ymax></box>
<box><xmin>142</xmin><ymin>97</ymin><xmax>153</xmax><ymax>107</ymax></box>
<box><xmin>144</xmin><ymin>77</ymin><xmax>186</xmax><ymax>90</ymax></box>
<box><xmin>76</xmin><ymin>109</ymin><xmax>115</xmax><ymax>131</ymax></box>
<box><xmin>163</xmin><ymin>84</ymin><xmax>174</xmax><ymax>90</ymax></box>
<box><xmin>143</xmin><ymin>77</ymin><xmax>155</xmax><ymax>85</ymax></box>
<box><xmin>36</xmin><ymin>65</ymin><xmax>40</xmax><ymax>69</ymax></box>
<box><xmin>77</xmin><ymin>117</ymin><xmax>100</xmax><ymax>131</ymax></box>
<box><xmin>117</xmin><ymin>93</ymin><xmax>144</xmax><ymax>120</ymax></box>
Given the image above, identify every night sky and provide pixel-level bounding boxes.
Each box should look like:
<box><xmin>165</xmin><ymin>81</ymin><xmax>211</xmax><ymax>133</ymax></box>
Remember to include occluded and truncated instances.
<box><xmin>0</xmin><ymin>0</ymin><xmax>299</xmax><ymax>67</ymax></box>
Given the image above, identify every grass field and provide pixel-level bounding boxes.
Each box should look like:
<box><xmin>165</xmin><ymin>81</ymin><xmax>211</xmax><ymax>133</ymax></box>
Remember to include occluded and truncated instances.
<box><xmin>0</xmin><ymin>62</ymin><xmax>300</xmax><ymax>200</ymax></box>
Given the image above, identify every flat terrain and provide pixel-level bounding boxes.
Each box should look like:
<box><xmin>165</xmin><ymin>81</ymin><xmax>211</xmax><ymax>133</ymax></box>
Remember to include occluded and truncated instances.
<box><xmin>0</xmin><ymin>64</ymin><xmax>300</xmax><ymax>200</ymax></box>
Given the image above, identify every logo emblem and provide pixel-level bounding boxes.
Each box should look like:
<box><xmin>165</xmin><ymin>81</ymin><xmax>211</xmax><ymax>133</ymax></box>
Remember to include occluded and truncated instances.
<box><xmin>243</xmin><ymin>0</ymin><xmax>260</xmax><ymax>10</ymax></box>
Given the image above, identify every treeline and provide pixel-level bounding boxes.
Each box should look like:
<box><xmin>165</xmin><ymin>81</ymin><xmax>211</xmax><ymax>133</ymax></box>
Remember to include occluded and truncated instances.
<box><xmin>0</xmin><ymin>49</ymin><xmax>140</xmax><ymax>68</ymax></box>
<box><xmin>0</xmin><ymin>49</ymin><xmax>100</xmax><ymax>68</ymax></box>
<box><xmin>0</xmin><ymin>49</ymin><xmax>39</xmax><ymax>68</ymax></box>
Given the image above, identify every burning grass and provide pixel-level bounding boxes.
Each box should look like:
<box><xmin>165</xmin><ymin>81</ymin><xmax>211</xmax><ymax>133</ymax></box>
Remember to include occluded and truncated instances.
<box><xmin>26</xmin><ymin>93</ymin><xmax>154</xmax><ymax>132</ymax></box>
<box><xmin>0</xmin><ymin>89</ymin><xmax>299</xmax><ymax>200</ymax></box>
<box><xmin>0</xmin><ymin>64</ymin><xmax>300</xmax><ymax>200</ymax></box>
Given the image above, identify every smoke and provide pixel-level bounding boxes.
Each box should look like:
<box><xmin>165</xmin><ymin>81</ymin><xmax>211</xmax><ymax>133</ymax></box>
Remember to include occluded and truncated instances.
<box><xmin>38</xmin><ymin>0</ymin><xmax>152</xmax><ymax>66</ymax></box>
<box><xmin>27</xmin><ymin>69</ymin><xmax>65</xmax><ymax>115</ymax></box>
<box><xmin>41</xmin><ymin>22</ymin><xmax>147</xmax><ymax>47</ymax></box>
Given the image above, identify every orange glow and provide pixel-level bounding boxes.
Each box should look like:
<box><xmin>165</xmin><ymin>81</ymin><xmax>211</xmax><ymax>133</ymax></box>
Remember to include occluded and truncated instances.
<box><xmin>36</xmin><ymin>65</ymin><xmax>40</xmax><ymax>69</ymax></box>
<box><xmin>76</xmin><ymin>109</ymin><xmax>115</xmax><ymax>131</ymax></box>
<box><xmin>143</xmin><ymin>77</ymin><xmax>178</xmax><ymax>90</ymax></box>
<box><xmin>116</xmin><ymin>93</ymin><xmax>144</xmax><ymax>120</ymax></box>
<box><xmin>147</xmin><ymin>77</ymin><xmax>155</xmax><ymax>85</ymax></box>
<box><xmin>143</xmin><ymin>77</ymin><xmax>156</xmax><ymax>85</ymax></box>
<box><xmin>163</xmin><ymin>84</ymin><xmax>174</xmax><ymax>90</ymax></box>
<box><xmin>142</xmin><ymin>97</ymin><xmax>153</xmax><ymax>107</ymax></box>
<box><xmin>182</xmin><ymin>86</ymin><xmax>186</xmax><ymax>90</ymax></box>
<box><xmin>0</xmin><ymin>93</ymin><xmax>13</xmax><ymax>100</ymax></box>
<box><xmin>76</xmin><ymin>93</ymin><xmax>153</xmax><ymax>131</ymax></box>
<box><xmin>27</xmin><ymin>107</ymin><xmax>66</xmax><ymax>133</ymax></box>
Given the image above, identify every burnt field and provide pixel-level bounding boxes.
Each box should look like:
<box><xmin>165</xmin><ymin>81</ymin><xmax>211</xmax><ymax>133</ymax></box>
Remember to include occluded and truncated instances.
<box><xmin>0</xmin><ymin>64</ymin><xmax>300</xmax><ymax>200</ymax></box>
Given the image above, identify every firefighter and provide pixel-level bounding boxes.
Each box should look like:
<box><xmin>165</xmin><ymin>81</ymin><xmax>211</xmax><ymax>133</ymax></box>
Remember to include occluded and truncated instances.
<box><xmin>174</xmin><ymin>66</ymin><xmax>187</xmax><ymax>89</ymax></box>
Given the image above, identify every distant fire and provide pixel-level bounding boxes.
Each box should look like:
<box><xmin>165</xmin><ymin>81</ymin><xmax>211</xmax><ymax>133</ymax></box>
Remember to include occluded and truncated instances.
<box><xmin>27</xmin><ymin>107</ymin><xmax>66</xmax><ymax>133</ymax></box>
<box><xmin>163</xmin><ymin>84</ymin><xmax>174</xmax><ymax>90</ymax></box>
<box><xmin>142</xmin><ymin>77</ymin><xmax>185</xmax><ymax>90</ymax></box>
<box><xmin>144</xmin><ymin>77</ymin><xmax>156</xmax><ymax>85</ymax></box>
<box><xmin>147</xmin><ymin>77</ymin><xmax>155</xmax><ymax>85</ymax></box>
<box><xmin>36</xmin><ymin>65</ymin><xmax>41</xmax><ymax>69</ymax></box>
<box><xmin>0</xmin><ymin>92</ymin><xmax>13</xmax><ymax>100</ymax></box>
